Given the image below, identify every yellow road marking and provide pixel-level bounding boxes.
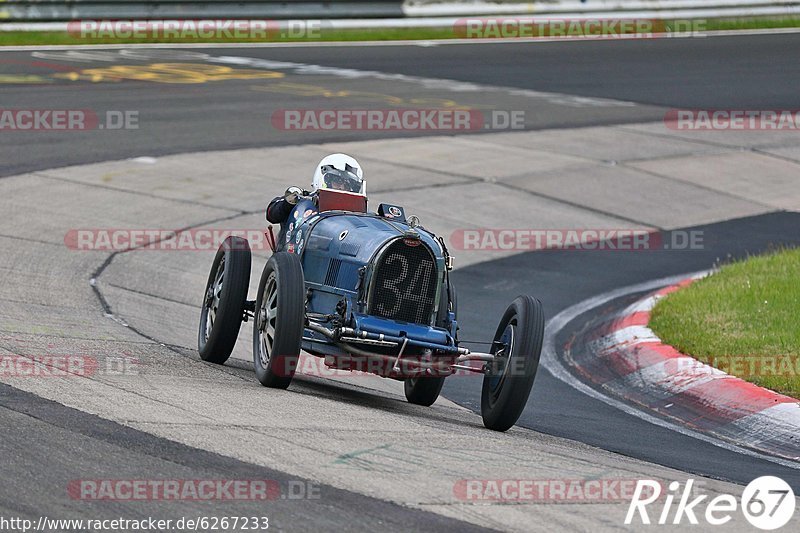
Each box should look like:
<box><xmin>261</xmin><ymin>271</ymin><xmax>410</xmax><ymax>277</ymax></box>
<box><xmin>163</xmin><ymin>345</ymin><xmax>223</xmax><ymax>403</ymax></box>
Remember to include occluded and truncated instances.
<box><xmin>53</xmin><ymin>63</ymin><xmax>285</xmax><ymax>84</ymax></box>
<box><xmin>0</xmin><ymin>74</ymin><xmax>50</xmax><ymax>84</ymax></box>
<box><xmin>250</xmin><ymin>81</ymin><xmax>492</xmax><ymax>109</ymax></box>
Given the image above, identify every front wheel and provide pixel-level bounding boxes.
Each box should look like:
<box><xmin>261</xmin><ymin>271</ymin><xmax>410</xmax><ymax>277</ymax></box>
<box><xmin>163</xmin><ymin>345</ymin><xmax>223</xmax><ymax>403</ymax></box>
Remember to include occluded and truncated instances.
<box><xmin>253</xmin><ymin>252</ymin><xmax>305</xmax><ymax>389</ymax></box>
<box><xmin>480</xmin><ymin>295</ymin><xmax>544</xmax><ymax>432</ymax></box>
<box><xmin>198</xmin><ymin>236</ymin><xmax>251</xmax><ymax>364</ymax></box>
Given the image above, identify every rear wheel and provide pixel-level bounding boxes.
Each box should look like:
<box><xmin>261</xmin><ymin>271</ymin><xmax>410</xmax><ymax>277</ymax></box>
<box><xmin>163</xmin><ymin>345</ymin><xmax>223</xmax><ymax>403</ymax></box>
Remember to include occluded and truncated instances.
<box><xmin>253</xmin><ymin>252</ymin><xmax>305</xmax><ymax>389</ymax></box>
<box><xmin>407</xmin><ymin>279</ymin><xmax>457</xmax><ymax>406</ymax></box>
<box><xmin>198</xmin><ymin>236</ymin><xmax>251</xmax><ymax>364</ymax></box>
<box><xmin>480</xmin><ymin>295</ymin><xmax>544</xmax><ymax>432</ymax></box>
<box><xmin>404</xmin><ymin>375</ymin><xmax>445</xmax><ymax>406</ymax></box>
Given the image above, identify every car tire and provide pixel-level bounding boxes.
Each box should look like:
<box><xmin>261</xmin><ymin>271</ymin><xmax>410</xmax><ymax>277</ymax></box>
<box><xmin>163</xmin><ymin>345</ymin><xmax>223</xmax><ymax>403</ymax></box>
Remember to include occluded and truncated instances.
<box><xmin>480</xmin><ymin>295</ymin><xmax>544</xmax><ymax>432</ymax></box>
<box><xmin>253</xmin><ymin>252</ymin><xmax>305</xmax><ymax>389</ymax></box>
<box><xmin>404</xmin><ymin>375</ymin><xmax>446</xmax><ymax>407</ymax></box>
<box><xmin>198</xmin><ymin>236</ymin><xmax>251</xmax><ymax>365</ymax></box>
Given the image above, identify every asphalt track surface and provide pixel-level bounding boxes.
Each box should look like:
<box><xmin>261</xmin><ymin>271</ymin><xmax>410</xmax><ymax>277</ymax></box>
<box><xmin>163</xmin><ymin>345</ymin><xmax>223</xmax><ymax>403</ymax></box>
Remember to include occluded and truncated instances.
<box><xmin>0</xmin><ymin>382</ymin><xmax>489</xmax><ymax>533</ymax></box>
<box><xmin>1</xmin><ymin>33</ymin><xmax>798</xmax><ymax>176</ymax></box>
<box><xmin>450</xmin><ymin>211</ymin><xmax>800</xmax><ymax>490</ymax></box>
<box><xmin>1</xmin><ymin>33</ymin><xmax>800</xmax><ymax>529</ymax></box>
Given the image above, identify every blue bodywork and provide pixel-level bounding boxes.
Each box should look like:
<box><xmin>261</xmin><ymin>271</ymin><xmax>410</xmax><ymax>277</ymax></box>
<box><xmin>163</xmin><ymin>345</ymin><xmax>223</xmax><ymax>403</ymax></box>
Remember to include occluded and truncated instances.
<box><xmin>281</xmin><ymin>199</ymin><xmax>458</xmax><ymax>362</ymax></box>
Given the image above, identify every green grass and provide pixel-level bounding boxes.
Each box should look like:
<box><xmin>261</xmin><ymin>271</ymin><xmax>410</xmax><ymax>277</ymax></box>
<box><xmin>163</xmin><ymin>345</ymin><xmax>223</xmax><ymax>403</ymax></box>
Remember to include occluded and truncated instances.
<box><xmin>0</xmin><ymin>27</ymin><xmax>454</xmax><ymax>46</ymax></box>
<box><xmin>1</xmin><ymin>17</ymin><xmax>800</xmax><ymax>46</ymax></box>
<box><xmin>649</xmin><ymin>248</ymin><xmax>800</xmax><ymax>399</ymax></box>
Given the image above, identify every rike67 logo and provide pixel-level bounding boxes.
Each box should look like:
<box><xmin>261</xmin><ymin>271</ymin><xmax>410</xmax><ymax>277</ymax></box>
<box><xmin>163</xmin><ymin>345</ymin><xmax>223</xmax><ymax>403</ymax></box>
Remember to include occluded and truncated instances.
<box><xmin>626</xmin><ymin>477</ymin><xmax>796</xmax><ymax>529</ymax></box>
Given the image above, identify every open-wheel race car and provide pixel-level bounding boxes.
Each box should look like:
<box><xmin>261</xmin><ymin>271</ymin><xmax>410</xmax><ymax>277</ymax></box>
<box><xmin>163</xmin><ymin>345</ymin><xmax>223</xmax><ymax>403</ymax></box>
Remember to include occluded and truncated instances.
<box><xmin>197</xmin><ymin>186</ymin><xmax>544</xmax><ymax>431</ymax></box>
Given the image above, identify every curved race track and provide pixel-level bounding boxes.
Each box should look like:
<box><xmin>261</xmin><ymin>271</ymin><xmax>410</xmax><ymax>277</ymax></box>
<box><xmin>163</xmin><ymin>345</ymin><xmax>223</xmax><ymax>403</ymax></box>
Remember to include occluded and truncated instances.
<box><xmin>1</xmin><ymin>34</ymin><xmax>800</xmax><ymax>531</ymax></box>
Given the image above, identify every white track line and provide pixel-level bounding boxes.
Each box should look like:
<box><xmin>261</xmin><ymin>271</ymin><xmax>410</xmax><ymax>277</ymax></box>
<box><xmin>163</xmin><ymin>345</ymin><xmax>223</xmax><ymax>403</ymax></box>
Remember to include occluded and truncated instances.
<box><xmin>540</xmin><ymin>269</ymin><xmax>800</xmax><ymax>472</ymax></box>
<box><xmin>2</xmin><ymin>27</ymin><xmax>800</xmax><ymax>52</ymax></box>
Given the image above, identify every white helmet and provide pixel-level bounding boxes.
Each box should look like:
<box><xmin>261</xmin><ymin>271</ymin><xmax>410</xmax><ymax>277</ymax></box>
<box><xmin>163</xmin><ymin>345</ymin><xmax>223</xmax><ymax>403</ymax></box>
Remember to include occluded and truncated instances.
<box><xmin>312</xmin><ymin>153</ymin><xmax>365</xmax><ymax>196</ymax></box>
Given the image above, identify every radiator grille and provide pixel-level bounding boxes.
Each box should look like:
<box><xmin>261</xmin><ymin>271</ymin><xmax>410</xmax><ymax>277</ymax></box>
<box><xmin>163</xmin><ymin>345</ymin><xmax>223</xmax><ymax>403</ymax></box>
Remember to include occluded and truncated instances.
<box><xmin>368</xmin><ymin>239</ymin><xmax>438</xmax><ymax>324</ymax></box>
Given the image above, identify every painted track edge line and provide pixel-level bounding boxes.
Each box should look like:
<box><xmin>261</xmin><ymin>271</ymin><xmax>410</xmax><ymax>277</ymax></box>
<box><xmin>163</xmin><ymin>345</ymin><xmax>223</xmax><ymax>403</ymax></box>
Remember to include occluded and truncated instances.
<box><xmin>2</xmin><ymin>27</ymin><xmax>800</xmax><ymax>52</ymax></box>
<box><xmin>540</xmin><ymin>269</ymin><xmax>800</xmax><ymax>472</ymax></box>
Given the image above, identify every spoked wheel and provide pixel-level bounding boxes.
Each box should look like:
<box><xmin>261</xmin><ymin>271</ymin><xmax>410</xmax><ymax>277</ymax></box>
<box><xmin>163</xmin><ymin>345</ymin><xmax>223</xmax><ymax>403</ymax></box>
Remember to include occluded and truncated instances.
<box><xmin>198</xmin><ymin>236</ymin><xmax>251</xmax><ymax>364</ymax></box>
<box><xmin>253</xmin><ymin>252</ymin><xmax>305</xmax><ymax>389</ymax></box>
<box><xmin>481</xmin><ymin>295</ymin><xmax>545</xmax><ymax>432</ymax></box>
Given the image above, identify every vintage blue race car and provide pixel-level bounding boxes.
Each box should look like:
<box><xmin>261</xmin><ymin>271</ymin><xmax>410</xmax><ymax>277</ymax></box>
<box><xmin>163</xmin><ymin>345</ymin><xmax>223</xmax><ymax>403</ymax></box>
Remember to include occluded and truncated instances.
<box><xmin>197</xmin><ymin>189</ymin><xmax>544</xmax><ymax>431</ymax></box>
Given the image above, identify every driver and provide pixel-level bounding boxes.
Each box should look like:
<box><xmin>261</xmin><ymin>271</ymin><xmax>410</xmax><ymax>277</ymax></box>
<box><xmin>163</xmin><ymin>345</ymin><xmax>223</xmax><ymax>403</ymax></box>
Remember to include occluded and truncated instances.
<box><xmin>266</xmin><ymin>153</ymin><xmax>364</xmax><ymax>227</ymax></box>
